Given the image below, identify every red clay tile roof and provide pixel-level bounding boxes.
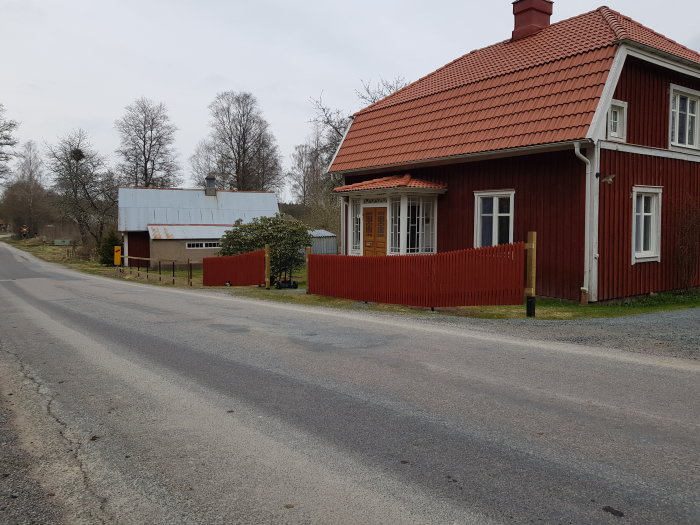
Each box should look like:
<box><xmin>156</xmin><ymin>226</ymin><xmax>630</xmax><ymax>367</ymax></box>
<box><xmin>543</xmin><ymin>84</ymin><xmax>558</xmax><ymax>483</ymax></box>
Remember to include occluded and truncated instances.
<box><xmin>334</xmin><ymin>174</ymin><xmax>447</xmax><ymax>193</ymax></box>
<box><xmin>329</xmin><ymin>7</ymin><xmax>700</xmax><ymax>174</ymax></box>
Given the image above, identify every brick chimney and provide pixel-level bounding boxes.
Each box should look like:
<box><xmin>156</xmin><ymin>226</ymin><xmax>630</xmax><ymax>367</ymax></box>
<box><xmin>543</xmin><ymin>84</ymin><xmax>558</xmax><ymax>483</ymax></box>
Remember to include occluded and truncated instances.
<box><xmin>512</xmin><ymin>0</ymin><xmax>553</xmax><ymax>41</ymax></box>
<box><xmin>204</xmin><ymin>173</ymin><xmax>217</xmax><ymax>196</ymax></box>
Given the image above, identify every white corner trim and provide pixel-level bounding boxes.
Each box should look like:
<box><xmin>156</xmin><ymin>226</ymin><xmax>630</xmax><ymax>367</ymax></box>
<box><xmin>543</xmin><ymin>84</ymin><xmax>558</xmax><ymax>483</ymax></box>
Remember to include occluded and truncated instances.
<box><xmin>600</xmin><ymin>141</ymin><xmax>700</xmax><ymax>162</ymax></box>
<box><xmin>587</xmin><ymin>46</ymin><xmax>629</xmax><ymax>142</ymax></box>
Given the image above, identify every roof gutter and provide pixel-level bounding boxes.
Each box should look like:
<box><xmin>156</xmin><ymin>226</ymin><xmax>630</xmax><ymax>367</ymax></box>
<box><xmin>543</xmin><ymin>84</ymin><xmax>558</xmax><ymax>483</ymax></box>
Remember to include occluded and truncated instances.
<box><xmin>329</xmin><ymin>141</ymin><xmax>580</xmax><ymax>177</ymax></box>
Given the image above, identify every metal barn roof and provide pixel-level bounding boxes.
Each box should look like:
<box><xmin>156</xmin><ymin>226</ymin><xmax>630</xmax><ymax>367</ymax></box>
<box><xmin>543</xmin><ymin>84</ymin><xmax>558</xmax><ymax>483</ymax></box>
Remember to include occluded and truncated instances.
<box><xmin>308</xmin><ymin>229</ymin><xmax>337</xmax><ymax>238</ymax></box>
<box><xmin>147</xmin><ymin>224</ymin><xmax>235</xmax><ymax>240</ymax></box>
<box><xmin>118</xmin><ymin>188</ymin><xmax>278</xmax><ymax>232</ymax></box>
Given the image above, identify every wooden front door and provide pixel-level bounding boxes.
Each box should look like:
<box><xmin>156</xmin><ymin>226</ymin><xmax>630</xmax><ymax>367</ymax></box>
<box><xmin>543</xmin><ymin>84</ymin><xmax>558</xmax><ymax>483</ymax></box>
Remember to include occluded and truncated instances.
<box><xmin>363</xmin><ymin>207</ymin><xmax>387</xmax><ymax>256</ymax></box>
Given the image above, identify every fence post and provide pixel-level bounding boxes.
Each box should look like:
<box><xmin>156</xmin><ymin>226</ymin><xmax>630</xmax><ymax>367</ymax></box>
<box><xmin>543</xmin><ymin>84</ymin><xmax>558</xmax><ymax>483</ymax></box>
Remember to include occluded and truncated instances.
<box><xmin>264</xmin><ymin>244</ymin><xmax>271</xmax><ymax>290</ymax></box>
<box><xmin>188</xmin><ymin>259</ymin><xmax>193</xmax><ymax>286</ymax></box>
<box><xmin>172</xmin><ymin>261</ymin><xmax>175</xmax><ymax>285</ymax></box>
<box><xmin>158</xmin><ymin>260</ymin><xmax>161</xmax><ymax>282</ymax></box>
<box><xmin>525</xmin><ymin>231</ymin><xmax>537</xmax><ymax>317</ymax></box>
<box><xmin>305</xmin><ymin>246</ymin><xmax>311</xmax><ymax>294</ymax></box>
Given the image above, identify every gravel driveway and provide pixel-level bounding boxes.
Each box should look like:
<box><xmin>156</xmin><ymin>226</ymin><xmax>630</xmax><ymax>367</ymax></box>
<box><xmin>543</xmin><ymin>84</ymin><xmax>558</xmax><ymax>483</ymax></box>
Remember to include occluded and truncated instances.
<box><xmin>413</xmin><ymin>307</ymin><xmax>700</xmax><ymax>360</ymax></box>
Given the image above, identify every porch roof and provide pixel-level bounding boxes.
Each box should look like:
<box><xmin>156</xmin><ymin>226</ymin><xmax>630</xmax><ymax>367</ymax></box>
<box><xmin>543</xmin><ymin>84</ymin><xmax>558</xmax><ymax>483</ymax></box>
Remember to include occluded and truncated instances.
<box><xmin>333</xmin><ymin>174</ymin><xmax>447</xmax><ymax>194</ymax></box>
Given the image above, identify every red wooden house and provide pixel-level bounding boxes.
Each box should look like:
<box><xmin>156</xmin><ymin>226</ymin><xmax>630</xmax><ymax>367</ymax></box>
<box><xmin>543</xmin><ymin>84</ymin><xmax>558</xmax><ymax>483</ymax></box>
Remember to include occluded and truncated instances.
<box><xmin>329</xmin><ymin>0</ymin><xmax>700</xmax><ymax>302</ymax></box>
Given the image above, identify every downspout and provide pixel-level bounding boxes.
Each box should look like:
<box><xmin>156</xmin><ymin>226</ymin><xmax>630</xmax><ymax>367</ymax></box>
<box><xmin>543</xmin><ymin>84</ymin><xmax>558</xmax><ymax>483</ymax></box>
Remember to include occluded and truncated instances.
<box><xmin>574</xmin><ymin>141</ymin><xmax>592</xmax><ymax>304</ymax></box>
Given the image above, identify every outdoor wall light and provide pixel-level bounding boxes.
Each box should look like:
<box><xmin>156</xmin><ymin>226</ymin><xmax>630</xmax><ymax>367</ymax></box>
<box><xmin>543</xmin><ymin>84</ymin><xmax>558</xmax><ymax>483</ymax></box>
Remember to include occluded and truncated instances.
<box><xmin>596</xmin><ymin>172</ymin><xmax>616</xmax><ymax>184</ymax></box>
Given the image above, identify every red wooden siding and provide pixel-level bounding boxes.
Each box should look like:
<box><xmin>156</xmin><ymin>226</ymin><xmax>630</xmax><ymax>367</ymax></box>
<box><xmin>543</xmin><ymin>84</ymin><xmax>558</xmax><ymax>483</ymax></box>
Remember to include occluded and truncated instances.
<box><xmin>598</xmin><ymin>150</ymin><xmax>700</xmax><ymax>300</ymax></box>
<box><xmin>343</xmin><ymin>151</ymin><xmax>586</xmax><ymax>301</ymax></box>
<box><xmin>308</xmin><ymin>244</ymin><xmax>525</xmax><ymax>307</ymax></box>
<box><xmin>202</xmin><ymin>250</ymin><xmax>266</xmax><ymax>287</ymax></box>
<box><xmin>614</xmin><ymin>56</ymin><xmax>700</xmax><ymax>149</ymax></box>
<box><xmin>126</xmin><ymin>231</ymin><xmax>150</xmax><ymax>267</ymax></box>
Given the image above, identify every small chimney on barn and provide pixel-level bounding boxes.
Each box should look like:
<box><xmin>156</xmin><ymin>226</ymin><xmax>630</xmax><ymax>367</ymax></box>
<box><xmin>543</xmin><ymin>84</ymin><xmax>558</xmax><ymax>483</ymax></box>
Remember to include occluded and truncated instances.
<box><xmin>205</xmin><ymin>173</ymin><xmax>217</xmax><ymax>196</ymax></box>
<box><xmin>512</xmin><ymin>0</ymin><xmax>553</xmax><ymax>41</ymax></box>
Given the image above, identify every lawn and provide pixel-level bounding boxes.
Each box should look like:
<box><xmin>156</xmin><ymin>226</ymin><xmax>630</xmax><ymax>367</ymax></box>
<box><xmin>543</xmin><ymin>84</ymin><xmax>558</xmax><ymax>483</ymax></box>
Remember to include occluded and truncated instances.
<box><xmin>4</xmin><ymin>237</ymin><xmax>698</xmax><ymax>320</ymax></box>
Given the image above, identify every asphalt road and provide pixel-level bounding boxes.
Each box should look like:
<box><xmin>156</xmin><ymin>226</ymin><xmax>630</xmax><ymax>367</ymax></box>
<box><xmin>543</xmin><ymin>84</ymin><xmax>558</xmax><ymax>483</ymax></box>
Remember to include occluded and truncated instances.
<box><xmin>0</xmin><ymin>242</ymin><xmax>698</xmax><ymax>524</ymax></box>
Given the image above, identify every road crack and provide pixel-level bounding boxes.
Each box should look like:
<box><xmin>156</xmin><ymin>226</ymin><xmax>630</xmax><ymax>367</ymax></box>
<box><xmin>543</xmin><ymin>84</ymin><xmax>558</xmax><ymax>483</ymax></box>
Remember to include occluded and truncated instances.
<box><xmin>1</xmin><ymin>344</ymin><xmax>113</xmax><ymax>524</ymax></box>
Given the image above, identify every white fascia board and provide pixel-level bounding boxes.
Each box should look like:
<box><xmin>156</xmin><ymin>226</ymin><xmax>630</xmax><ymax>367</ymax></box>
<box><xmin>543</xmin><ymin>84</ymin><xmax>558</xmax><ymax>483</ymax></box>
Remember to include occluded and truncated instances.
<box><xmin>330</xmin><ymin>141</ymin><xmax>578</xmax><ymax>177</ymax></box>
<box><xmin>326</xmin><ymin>116</ymin><xmax>355</xmax><ymax>174</ymax></box>
<box><xmin>600</xmin><ymin>140</ymin><xmax>700</xmax><ymax>162</ymax></box>
<box><xmin>622</xmin><ymin>42</ymin><xmax>700</xmax><ymax>81</ymax></box>
<box><xmin>334</xmin><ymin>187</ymin><xmax>447</xmax><ymax>197</ymax></box>
<box><xmin>587</xmin><ymin>46</ymin><xmax>629</xmax><ymax>142</ymax></box>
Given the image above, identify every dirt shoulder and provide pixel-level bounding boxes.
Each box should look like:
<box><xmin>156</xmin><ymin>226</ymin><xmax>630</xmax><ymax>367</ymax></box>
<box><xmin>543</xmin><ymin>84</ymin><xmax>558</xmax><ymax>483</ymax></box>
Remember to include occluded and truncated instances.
<box><xmin>0</xmin><ymin>356</ymin><xmax>65</xmax><ymax>524</ymax></box>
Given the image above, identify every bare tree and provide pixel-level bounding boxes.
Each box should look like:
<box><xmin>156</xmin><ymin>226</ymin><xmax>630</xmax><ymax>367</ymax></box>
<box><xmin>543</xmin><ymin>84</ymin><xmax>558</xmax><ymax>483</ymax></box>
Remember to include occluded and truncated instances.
<box><xmin>47</xmin><ymin>129</ymin><xmax>117</xmax><ymax>246</ymax></box>
<box><xmin>288</xmin><ymin>126</ymin><xmax>326</xmax><ymax>206</ymax></box>
<box><xmin>189</xmin><ymin>139</ymin><xmax>234</xmax><ymax>190</ymax></box>
<box><xmin>310</xmin><ymin>94</ymin><xmax>352</xmax><ymax>167</ymax></box>
<box><xmin>297</xmin><ymin>76</ymin><xmax>409</xmax><ymax>234</ymax></box>
<box><xmin>8</xmin><ymin>141</ymin><xmax>49</xmax><ymax>233</ymax></box>
<box><xmin>0</xmin><ymin>103</ymin><xmax>19</xmax><ymax>182</ymax></box>
<box><xmin>204</xmin><ymin>91</ymin><xmax>283</xmax><ymax>192</ymax></box>
<box><xmin>115</xmin><ymin>97</ymin><xmax>180</xmax><ymax>188</ymax></box>
<box><xmin>355</xmin><ymin>75</ymin><xmax>409</xmax><ymax>106</ymax></box>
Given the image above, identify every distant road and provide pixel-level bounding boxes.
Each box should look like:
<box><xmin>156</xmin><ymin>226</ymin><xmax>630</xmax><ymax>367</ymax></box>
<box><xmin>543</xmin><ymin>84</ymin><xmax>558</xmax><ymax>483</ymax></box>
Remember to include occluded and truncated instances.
<box><xmin>1</xmin><ymin>242</ymin><xmax>698</xmax><ymax>524</ymax></box>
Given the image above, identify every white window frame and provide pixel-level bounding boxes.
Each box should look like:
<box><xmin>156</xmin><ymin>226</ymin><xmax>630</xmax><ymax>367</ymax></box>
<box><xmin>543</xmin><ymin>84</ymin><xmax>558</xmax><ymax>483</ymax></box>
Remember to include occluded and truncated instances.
<box><xmin>405</xmin><ymin>195</ymin><xmax>436</xmax><ymax>254</ymax></box>
<box><xmin>669</xmin><ymin>84</ymin><xmax>700</xmax><ymax>151</ymax></box>
<box><xmin>473</xmin><ymin>190</ymin><xmax>515</xmax><ymax>248</ymax></box>
<box><xmin>349</xmin><ymin>199</ymin><xmax>361</xmax><ymax>255</ymax></box>
<box><xmin>607</xmin><ymin>99</ymin><xmax>627</xmax><ymax>142</ymax></box>
<box><xmin>631</xmin><ymin>186</ymin><xmax>662</xmax><ymax>264</ymax></box>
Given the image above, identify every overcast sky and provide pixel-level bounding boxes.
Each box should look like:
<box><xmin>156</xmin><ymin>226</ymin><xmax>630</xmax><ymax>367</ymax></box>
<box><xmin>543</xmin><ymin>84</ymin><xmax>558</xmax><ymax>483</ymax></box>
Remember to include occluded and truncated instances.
<box><xmin>3</xmin><ymin>0</ymin><xmax>699</xmax><ymax>194</ymax></box>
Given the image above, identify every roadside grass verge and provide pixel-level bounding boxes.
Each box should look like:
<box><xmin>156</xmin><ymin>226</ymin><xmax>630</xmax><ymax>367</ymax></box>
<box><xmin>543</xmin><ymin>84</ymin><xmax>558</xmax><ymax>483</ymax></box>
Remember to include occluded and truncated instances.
<box><xmin>4</xmin><ymin>237</ymin><xmax>698</xmax><ymax>319</ymax></box>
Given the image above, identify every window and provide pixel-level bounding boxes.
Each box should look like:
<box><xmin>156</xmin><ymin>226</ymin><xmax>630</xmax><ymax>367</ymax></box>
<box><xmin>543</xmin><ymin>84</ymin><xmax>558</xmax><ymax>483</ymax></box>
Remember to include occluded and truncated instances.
<box><xmin>350</xmin><ymin>199</ymin><xmax>361</xmax><ymax>253</ymax></box>
<box><xmin>607</xmin><ymin>100</ymin><xmax>627</xmax><ymax>142</ymax></box>
<box><xmin>631</xmin><ymin>186</ymin><xmax>662</xmax><ymax>264</ymax></box>
<box><xmin>186</xmin><ymin>241</ymin><xmax>221</xmax><ymax>249</ymax></box>
<box><xmin>389</xmin><ymin>197</ymin><xmax>401</xmax><ymax>254</ymax></box>
<box><xmin>406</xmin><ymin>196</ymin><xmax>435</xmax><ymax>253</ymax></box>
<box><xmin>670</xmin><ymin>85</ymin><xmax>700</xmax><ymax>149</ymax></box>
<box><xmin>474</xmin><ymin>191</ymin><xmax>514</xmax><ymax>247</ymax></box>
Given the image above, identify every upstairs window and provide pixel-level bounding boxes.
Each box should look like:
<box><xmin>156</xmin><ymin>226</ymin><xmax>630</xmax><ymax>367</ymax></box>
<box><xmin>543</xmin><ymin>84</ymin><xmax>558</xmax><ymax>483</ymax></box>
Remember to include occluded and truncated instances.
<box><xmin>474</xmin><ymin>191</ymin><xmax>514</xmax><ymax>247</ymax></box>
<box><xmin>670</xmin><ymin>85</ymin><xmax>700</xmax><ymax>150</ymax></box>
<box><xmin>631</xmin><ymin>186</ymin><xmax>662</xmax><ymax>264</ymax></box>
<box><xmin>607</xmin><ymin>100</ymin><xmax>627</xmax><ymax>142</ymax></box>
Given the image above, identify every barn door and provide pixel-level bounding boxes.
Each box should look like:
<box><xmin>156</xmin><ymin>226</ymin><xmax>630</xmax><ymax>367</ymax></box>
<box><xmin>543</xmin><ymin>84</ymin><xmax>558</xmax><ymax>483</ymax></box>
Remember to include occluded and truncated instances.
<box><xmin>363</xmin><ymin>208</ymin><xmax>387</xmax><ymax>256</ymax></box>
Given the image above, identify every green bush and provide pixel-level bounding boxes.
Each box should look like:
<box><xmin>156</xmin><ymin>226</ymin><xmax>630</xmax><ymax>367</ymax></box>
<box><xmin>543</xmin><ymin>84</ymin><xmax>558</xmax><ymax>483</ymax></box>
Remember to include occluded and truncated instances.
<box><xmin>99</xmin><ymin>230</ymin><xmax>122</xmax><ymax>265</ymax></box>
<box><xmin>219</xmin><ymin>215</ymin><xmax>312</xmax><ymax>278</ymax></box>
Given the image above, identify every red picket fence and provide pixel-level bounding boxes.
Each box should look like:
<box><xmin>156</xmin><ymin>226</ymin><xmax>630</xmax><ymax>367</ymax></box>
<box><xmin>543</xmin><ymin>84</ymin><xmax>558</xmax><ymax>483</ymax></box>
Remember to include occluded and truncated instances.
<box><xmin>203</xmin><ymin>250</ymin><xmax>266</xmax><ymax>287</ymax></box>
<box><xmin>308</xmin><ymin>243</ymin><xmax>525</xmax><ymax>307</ymax></box>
